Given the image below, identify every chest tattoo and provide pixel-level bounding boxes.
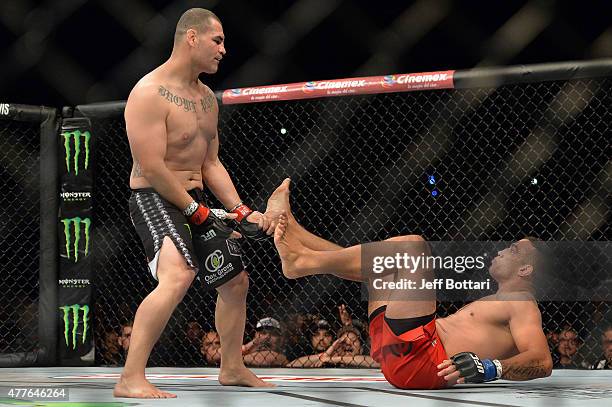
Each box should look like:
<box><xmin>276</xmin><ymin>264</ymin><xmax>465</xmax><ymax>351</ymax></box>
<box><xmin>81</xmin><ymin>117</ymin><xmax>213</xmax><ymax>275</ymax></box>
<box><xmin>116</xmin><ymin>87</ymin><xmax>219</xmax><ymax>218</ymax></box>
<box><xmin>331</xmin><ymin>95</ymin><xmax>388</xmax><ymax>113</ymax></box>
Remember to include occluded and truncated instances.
<box><xmin>158</xmin><ymin>86</ymin><xmax>196</xmax><ymax>112</ymax></box>
<box><xmin>200</xmin><ymin>92</ymin><xmax>215</xmax><ymax>113</ymax></box>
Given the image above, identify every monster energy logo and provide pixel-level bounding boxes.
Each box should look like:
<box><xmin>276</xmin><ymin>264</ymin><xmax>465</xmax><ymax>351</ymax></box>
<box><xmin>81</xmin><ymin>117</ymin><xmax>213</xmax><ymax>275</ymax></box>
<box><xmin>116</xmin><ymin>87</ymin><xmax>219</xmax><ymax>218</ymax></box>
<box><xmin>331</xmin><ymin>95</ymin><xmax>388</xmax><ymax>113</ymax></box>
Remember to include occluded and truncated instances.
<box><xmin>59</xmin><ymin>304</ymin><xmax>89</xmax><ymax>350</ymax></box>
<box><xmin>62</xmin><ymin>130</ymin><xmax>91</xmax><ymax>175</ymax></box>
<box><xmin>61</xmin><ymin>217</ymin><xmax>91</xmax><ymax>262</ymax></box>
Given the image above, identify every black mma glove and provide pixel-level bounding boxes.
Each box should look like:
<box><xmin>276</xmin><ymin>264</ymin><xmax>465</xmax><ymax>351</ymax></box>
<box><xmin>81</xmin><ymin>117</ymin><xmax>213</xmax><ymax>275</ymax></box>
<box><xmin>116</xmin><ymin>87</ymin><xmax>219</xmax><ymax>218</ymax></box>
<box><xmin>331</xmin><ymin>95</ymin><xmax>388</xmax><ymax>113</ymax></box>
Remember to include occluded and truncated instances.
<box><xmin>184</xmin><ymin>202</ymin><xmax>233</xmax><ymax>240</ymax></box>
<box><xmin>230</xmin><ymin>202</ymin><xmax>267</xmax><ymax>241</ymax></box>
<box><xmin>451</xmin><ymin>352</ymin><xmax>502</xmax><ymax>383</ymax></box>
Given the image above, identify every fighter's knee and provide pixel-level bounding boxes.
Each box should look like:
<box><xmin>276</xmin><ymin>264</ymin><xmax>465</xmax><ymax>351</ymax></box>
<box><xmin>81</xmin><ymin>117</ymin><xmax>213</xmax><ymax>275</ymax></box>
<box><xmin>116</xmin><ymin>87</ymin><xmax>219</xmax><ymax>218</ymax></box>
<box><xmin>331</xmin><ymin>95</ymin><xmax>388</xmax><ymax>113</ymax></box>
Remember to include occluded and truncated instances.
<box><xmin>386</xmin><ymin>234</ymin><xmax>430</xmax><ymax>255</ymax></box>
<box><xmin>386</xmin><ymin>234</ymin><xmax>425</xmax><ymax>242</ymax></box>
<box><xmin>218</xmin><ymin>271</ymin><xmax>249</xmax><ymax>297</ymax></box>
<box><xmin>159</xmin><ymin>267</ymin><xmax>194</xmax><ymax>300</ymax></box>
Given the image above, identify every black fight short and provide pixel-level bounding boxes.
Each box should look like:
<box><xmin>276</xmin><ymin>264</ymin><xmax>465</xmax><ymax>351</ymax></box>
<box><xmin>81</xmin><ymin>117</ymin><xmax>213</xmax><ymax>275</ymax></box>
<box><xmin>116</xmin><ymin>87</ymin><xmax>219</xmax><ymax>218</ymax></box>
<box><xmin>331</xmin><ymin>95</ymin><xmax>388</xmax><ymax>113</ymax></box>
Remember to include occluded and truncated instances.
<box><xmin>129</xmin><ymin>188</ymin><xmax>244</xmax><ymax>291</ymax></box>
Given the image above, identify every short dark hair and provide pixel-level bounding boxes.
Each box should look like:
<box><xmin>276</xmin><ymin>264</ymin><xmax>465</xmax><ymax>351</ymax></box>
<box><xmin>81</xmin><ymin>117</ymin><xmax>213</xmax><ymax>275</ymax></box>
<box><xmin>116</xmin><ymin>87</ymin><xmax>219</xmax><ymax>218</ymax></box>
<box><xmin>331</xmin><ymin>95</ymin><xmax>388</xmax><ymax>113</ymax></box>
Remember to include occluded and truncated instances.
<box><xmin>337</xmin><ymin>326</ymin><xmax>362</xmax><ymax>342</ymax></box>
<box><xmin>523</xmin><ymin>236</ymin><xmax>555</xmax><ymax>275</ymax></box>
<box><xmin>174</xmin><ymin>8</ymin><xmax>220</xmax><ymax>43</ymax></box>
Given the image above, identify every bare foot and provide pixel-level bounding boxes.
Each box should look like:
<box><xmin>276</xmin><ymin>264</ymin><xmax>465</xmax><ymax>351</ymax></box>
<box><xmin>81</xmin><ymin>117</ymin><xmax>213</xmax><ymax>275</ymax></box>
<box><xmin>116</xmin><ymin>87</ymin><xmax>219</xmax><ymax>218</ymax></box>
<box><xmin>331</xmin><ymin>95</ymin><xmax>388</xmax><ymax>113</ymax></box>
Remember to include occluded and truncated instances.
<box><xmin>274</xmin><ymin>214</ymin><xmax>313</xmax><ymax>279</ymax></box>
<box><xmin>264</xmin><ymin>178</ymin><xmax>296</xmax><ymax>228</ymax></box>
<box><xmin>219</xmin><ymin>366</ymin><xmax>275</xmax><ymax>387</ymax></box>
<box><xmin>113</xmin><ymin>376</ymin><xmax>176</xmax><ymax>398</ymax></box>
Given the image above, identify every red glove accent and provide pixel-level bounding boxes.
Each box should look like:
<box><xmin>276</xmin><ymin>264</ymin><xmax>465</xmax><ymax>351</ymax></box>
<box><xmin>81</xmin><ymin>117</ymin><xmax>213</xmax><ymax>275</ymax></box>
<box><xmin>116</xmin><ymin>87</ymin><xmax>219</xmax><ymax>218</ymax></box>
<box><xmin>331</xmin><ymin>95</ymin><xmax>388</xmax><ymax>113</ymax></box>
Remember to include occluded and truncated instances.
<box><xmin>188</xmin><ymin>203</ymin><xmax>210</xmax><ymax>225</ymax></box>
<box><xmin>232</xmin><ymin>203</ymin><xmax>253</xmax><ymax>222</ymax></box>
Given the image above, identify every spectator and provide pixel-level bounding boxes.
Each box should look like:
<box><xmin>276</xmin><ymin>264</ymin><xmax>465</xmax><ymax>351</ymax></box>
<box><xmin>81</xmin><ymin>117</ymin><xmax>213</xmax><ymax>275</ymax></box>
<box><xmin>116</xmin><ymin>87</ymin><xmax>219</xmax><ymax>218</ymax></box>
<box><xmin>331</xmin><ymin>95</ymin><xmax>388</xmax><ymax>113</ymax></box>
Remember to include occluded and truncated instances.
<box><xmin>101</xmin><ymin>330</ymin><xmax>121</xmax><ymax>366</ymax></box>
<box><xmin>242</xmin><ymin>317</ymin><xmax>288</xmax><ymax>367</ymax></box>
<box><xmin>201</xmin><ymin>330</ymin><xmax>221</xmax><ymax>366</ymax></box>
<box><xmin>310</xmin><ymin>319</ymin><xmax>334</xmax><ymax>353</ymax></box>
<box><xmin>287</xmin><ymin>319</ymin><xmax>334</xmax><ymax>367</ymax></box>
<box><xmin>288</xmin><ymin>305</ymin><xmax>378</xmax><ymax>368</ymax></box>
<box><xmin>289</xmin><ymin>325</ymin><xmax>377</xmax><ymax>368</ymax></box>
<box><xmin>186</xmin><ymin>321</ymin><xmax>204</xmax><ymax>345</ymax></box>
<box><xmin>119</xmin><ymin>321</ymin><xmax>133</xmax><ymax>353</ymax></box>
<box><xmin>322</xmin><ymin>325</ymin><xmax>378</xmax><ymax>368</ymax></box>
<box><xmin>553</xmin><ymin>327</ymin><xmax>581</xmax><ymax>368</ymax></box>
<box><xmin>283</xmin><ymin>313</ymin><xmax>315</xmax><ymax>361</ymax></box>
<box><xmin>591</xmin><ymin>326</ymin><xmax>612</xmax><ymax>369</ymax></box>
<box><xmin>183</xmin><ymin>321</ymin><xmax>204</xmax><ymax>357</ymax></box>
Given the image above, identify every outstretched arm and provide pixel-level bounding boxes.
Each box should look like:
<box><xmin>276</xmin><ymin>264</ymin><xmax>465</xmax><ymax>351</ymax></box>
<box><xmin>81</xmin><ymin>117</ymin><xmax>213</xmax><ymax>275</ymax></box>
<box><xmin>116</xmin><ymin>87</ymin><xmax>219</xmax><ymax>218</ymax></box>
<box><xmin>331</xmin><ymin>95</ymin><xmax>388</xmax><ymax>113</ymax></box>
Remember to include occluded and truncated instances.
<box><xmin>201</xmin><ymin>87</ymin><xmax>270</xmax><ymax>233</ymax></box>
<box><xmin>499</xmin><ymin>301</ymin><xmax>553</xmax><ymax>380</ymax></box>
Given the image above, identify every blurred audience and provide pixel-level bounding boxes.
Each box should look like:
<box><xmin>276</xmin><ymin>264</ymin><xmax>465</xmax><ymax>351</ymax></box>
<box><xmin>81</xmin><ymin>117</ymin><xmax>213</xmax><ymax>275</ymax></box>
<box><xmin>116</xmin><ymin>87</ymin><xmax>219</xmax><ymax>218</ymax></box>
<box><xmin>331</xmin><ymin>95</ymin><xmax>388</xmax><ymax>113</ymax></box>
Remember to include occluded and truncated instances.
<box><xmin>183</xmin><ymin>320</ymin><xmax>204</xmax><ymax>357</ymax></box>
<box><xmin>101</xmin><ymin>330</ymin><xmax>121</xmax><ymax>366</ymax></box>
<box><xmin>242</xmin><ymin>317</ymin><xmax>288</xmax><ymax>367</ymax></box>
<box><xmin>119</xmin><ymin>321</ymin><xmax>133</xmax><ymax>353</ymax></box>
<box><xmin>287</xmin><ymin>304</ymin><xmax>378</xmax><ymax>368</ymax></box>
<box><xmin>553</xmin><ymin>327</ymin><xmax>582</xmax><ymax>368</ymax></box>
<box><xmin>287</xmin><ymin>318</ymin><xmax>334</xmax><ymax>367</ymax></box>
<box><xmin>591</xmin><ymin>326</ymin><xmax>612</xmax><ymax>370</ymax></box>
<box><xmin>284</xmin><ymin>312</ymin><xmax>316</xmax><ymax>361</ymax></box>
<box><xmin>200</xmin><ymin>330</ymin><xmax>221</xmax><ymax>366</ymax></box>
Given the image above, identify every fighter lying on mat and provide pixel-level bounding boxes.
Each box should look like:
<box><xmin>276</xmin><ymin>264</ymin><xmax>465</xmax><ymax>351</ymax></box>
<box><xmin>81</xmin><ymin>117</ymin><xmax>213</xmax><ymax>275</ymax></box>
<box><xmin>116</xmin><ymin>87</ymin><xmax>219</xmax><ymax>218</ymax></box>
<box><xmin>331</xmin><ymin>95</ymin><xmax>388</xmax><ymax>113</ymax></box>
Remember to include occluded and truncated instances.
<box><xmin>266</xmin><ymin>179</ymin><xmax>553</xmax><ymax>389</ymax></box>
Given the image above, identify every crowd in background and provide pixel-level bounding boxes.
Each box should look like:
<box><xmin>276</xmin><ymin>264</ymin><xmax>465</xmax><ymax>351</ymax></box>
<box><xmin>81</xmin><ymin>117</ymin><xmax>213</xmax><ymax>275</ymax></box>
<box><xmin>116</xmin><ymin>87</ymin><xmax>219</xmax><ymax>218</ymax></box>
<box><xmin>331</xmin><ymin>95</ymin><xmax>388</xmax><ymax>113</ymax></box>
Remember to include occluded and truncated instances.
<box><xmin>99</xmin><ymin>303</ymin><xmax>612</xmax><ymax>370</ymax></box>
<box><xmin>100</xmin><ymin>304</ymin><xmax>378</xmax><ymax>368</ymax></box>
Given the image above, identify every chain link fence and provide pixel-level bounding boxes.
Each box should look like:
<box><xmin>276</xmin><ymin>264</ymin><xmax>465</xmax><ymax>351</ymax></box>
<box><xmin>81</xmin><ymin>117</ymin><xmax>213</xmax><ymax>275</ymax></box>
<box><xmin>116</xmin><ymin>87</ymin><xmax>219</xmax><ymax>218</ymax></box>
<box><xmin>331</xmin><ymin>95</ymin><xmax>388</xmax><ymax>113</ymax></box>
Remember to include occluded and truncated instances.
<box><xmin>0</xmin><ymin>75</ymin><xmax>609</xmax><ymax>368</ymax></box>
<box><xmin>90</xmin><ymin>77</ymin><xmax>610</xmax><ymax>369</ymax></box>
<box><xmin>0</xmin><ymin>120</ymin><xmax>41</xmax><ymax>355</ymax></box>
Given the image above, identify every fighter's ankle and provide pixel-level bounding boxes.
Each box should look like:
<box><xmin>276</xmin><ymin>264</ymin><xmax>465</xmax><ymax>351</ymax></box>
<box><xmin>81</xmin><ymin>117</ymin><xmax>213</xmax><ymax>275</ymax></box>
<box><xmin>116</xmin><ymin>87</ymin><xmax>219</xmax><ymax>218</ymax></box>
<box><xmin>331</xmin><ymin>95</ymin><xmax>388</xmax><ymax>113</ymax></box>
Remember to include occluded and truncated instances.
<box><xmin>119</xmin><ymin>372</ymin><xmax>146</xmax><ymax>382</ymax></box>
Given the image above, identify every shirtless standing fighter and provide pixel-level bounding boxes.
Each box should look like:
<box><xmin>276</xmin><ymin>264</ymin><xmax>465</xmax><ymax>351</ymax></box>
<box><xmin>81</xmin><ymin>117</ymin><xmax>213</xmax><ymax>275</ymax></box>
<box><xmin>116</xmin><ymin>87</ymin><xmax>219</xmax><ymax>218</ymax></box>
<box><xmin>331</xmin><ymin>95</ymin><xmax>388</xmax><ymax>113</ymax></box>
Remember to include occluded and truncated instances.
<box><xmin>266</xmin><ymin>179</ymin><xmax>553</xmax><ymax>389</ymax></box>
<box><xmin>114</xmin><ymin>9</ymin><xmax>274</xmax><ymax>398</ymax></box>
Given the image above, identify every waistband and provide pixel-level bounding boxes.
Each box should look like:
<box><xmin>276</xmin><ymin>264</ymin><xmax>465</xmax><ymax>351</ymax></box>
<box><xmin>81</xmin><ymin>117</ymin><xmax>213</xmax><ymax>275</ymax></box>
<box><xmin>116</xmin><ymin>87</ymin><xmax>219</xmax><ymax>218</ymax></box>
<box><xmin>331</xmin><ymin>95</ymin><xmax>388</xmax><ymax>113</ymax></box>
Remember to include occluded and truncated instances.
<box><xmin>369</xmin><ymin>305</ymin><xmax>387</xmax><ymax>324</ymax></box>
<box><xmin>131</xmin><ymin>188</ymin><xmax>204</xmax><ymax>202</ymax></box>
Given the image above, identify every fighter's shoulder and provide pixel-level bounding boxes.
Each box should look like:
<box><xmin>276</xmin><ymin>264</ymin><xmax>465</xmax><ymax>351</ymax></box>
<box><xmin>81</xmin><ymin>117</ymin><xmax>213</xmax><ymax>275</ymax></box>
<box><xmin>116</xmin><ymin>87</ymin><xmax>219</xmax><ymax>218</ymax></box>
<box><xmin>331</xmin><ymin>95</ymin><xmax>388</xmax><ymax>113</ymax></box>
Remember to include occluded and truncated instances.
<box><xmin>198</xmin><ymin>81</ymin><xmax>218</xmax><ymax>101</ymax></box>
<box><xmin>128</xmin><ymin>77</ymin><xmax>165</xmax><ymax>103</ymax></box>
<box><xmin>504</xmin><ymin>295</ymin><xmax>541</xmax><ymax>320</ymax></box>
<box><xmin>125</xmin><ymin>82</ymin><xmax>169</xmax><ymax>122</ymax></box>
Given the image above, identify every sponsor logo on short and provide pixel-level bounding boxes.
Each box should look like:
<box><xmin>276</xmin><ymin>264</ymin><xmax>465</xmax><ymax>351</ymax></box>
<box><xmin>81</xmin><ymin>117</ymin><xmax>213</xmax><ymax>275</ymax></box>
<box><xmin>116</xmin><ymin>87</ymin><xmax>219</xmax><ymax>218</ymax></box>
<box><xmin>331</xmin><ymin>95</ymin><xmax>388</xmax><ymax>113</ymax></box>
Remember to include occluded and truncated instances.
<box><xmin>205</xmin><ymin>250</ymin><xmax>224</xmax><ymax>272</ymax></box>
<box><xmin>201</xmin><ymin>229</ymin><xmax>216</xmax><ymax>242</ymax></box>
<box><xmin>0</xmin><ymin>103</ymin><xmax>9</xmax><ymax>115</ymax></box>
<box><xmin>226</xmin><ymin>239</ymin><xmax>242</xmax><ymax>257</ymax></box>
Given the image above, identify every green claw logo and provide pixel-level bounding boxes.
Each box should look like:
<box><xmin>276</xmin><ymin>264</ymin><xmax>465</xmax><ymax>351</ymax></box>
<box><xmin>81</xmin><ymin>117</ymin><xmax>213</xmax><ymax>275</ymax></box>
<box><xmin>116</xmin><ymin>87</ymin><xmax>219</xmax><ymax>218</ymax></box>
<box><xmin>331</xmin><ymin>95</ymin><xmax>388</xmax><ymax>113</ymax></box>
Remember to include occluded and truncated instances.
<box><xmin>62</xmin><ymin>130</ymin><xmax>91</xmax><ymax>175</ymax></box>
<box><xmin>59</xmin><ymin>304</ymin><xmax>89</xmax><ymax>350</ymax></box>
<box><xmin>61</xmin><ymin>217</ymin><xmax>91</xmax><ymax>262</ymax></box>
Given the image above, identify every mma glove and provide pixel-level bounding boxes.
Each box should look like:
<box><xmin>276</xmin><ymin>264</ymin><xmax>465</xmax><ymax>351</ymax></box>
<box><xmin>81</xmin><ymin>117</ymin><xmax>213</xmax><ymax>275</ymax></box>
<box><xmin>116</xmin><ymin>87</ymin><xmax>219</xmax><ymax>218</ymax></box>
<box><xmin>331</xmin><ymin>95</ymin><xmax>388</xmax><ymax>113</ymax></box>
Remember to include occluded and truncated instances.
<box><xmin>451</xmin><ymin>352</ymin><xmax>502</xmax><ymax>383</ymax></box>
<box><xmin>184</xmin><ymin>201</ymin><xmax>233</xmax><ymax>240</ymax></box>
<box><xmin>230</xmin><ymin>202</ymin><xmax>267</xmax><ymax>241</ymax></box>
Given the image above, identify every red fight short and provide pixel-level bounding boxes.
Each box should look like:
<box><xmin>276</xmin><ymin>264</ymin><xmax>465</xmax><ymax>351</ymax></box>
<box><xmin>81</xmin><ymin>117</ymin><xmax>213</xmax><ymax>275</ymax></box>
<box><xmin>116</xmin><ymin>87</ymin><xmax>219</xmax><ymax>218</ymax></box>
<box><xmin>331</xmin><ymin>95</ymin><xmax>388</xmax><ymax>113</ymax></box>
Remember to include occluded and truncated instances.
<box><xmin>369</xmin><ymin>312</ymin><xmax>448</xmax><ymax>390</ymax></box>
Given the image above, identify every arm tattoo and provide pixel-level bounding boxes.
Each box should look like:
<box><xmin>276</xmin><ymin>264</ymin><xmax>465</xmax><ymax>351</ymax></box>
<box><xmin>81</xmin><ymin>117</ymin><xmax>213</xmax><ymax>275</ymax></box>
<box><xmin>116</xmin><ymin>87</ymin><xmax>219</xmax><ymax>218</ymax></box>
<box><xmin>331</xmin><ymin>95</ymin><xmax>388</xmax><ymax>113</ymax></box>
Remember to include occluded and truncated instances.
<box><xmin>502</xmin><ymin>364</ymin><xmax>547</xmax><ymax>380</ymax></box>
<box><xmin>158</xmin><ymin>85</ymin><xmax>196</xmax><ymax>112</ymax></box>
<box><xmin>200</xmin><ymin>91</ymin><xmax>215</xmax><ymax>113</ymax></box>
<box><xmin>133</xmin><ymin>161</ymin><xmax>143</xmax><ymax>177</ymax></box>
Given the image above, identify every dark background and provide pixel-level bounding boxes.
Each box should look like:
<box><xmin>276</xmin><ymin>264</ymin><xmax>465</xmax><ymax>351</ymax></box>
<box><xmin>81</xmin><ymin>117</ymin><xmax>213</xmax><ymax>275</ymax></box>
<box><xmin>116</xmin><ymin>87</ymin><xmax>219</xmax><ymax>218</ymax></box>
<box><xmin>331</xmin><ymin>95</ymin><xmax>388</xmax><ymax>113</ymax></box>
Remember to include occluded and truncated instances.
<box><xmin>1</xmin><ymin>0</ymin><xmax>611</xmax><ymax>106</ymax></box>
